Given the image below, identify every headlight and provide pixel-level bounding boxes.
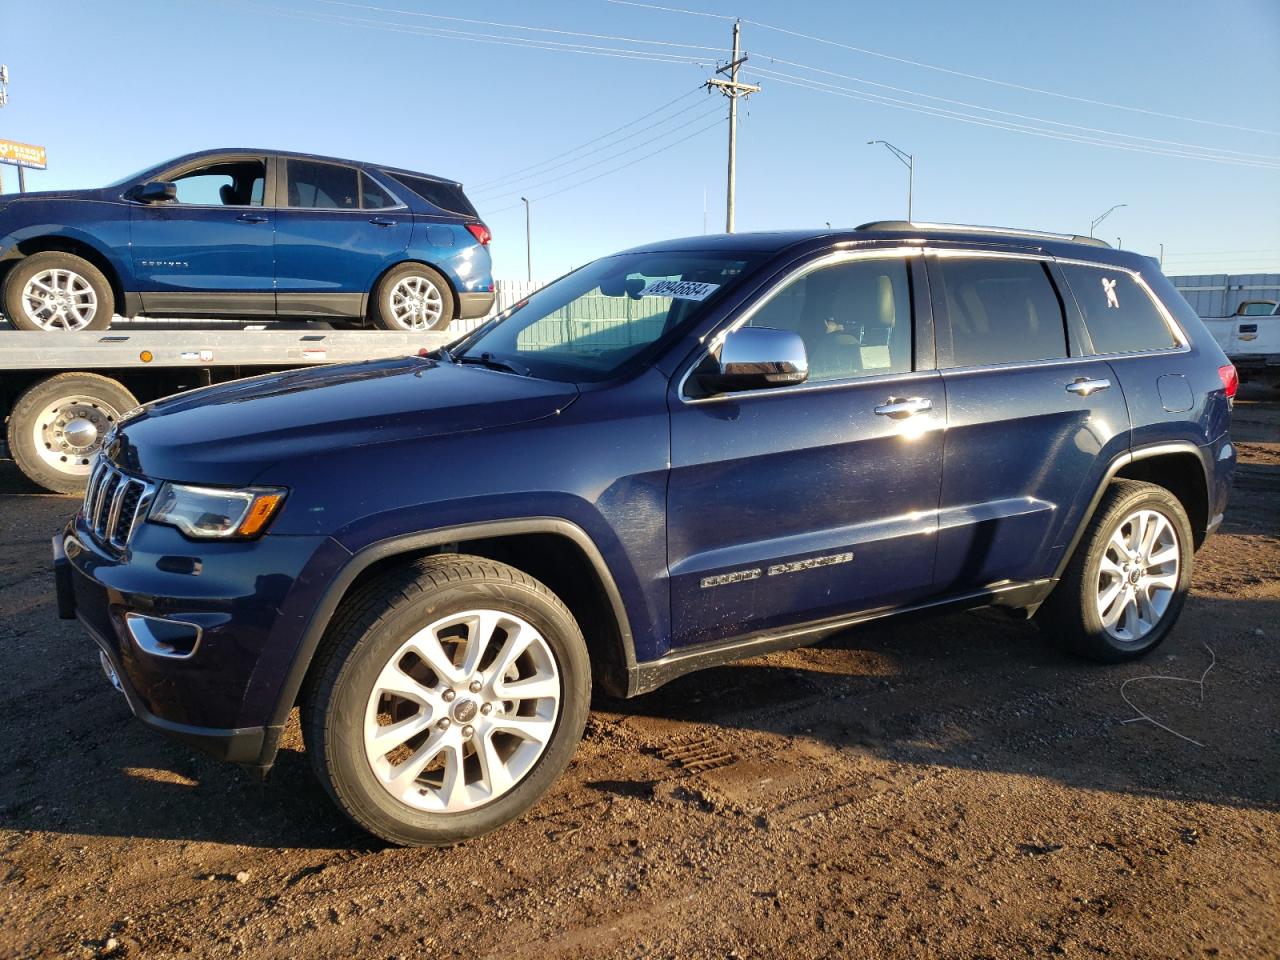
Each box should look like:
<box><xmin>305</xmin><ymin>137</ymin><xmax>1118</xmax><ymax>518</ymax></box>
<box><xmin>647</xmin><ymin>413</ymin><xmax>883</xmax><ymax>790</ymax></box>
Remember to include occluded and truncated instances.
<box><xmin>149</xmin><ymin>483</ymin><xmax>287</xmax><ymax>539</ymax></box>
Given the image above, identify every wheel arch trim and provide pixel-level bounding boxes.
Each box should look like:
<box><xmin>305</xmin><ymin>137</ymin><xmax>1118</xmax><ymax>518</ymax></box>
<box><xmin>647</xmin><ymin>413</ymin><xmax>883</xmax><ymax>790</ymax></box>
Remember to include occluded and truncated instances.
<box><xmin>1051</xmin><ymin>440</ymin><xmax>1212</xmax><ymax>584</ymax></box>
<box><xmin>266</xmin><ymin>516</ymin><xmax>638</xmax><ymax>734</ymax></box>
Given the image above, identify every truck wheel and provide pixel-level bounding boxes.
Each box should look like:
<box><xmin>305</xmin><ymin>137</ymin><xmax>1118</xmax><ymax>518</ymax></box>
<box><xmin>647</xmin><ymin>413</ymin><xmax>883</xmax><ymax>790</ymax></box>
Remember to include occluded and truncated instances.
<box><xmin>369</xmin><ymin>263</ymin><xmax>455</xmax><ymax>332</ymax></box>
<box><xmin>1038</xmin><ymin>480</ymin><xmax>1194</xmax><ymax>662</ymax></box>
<box><xmin>6</xmin><ymin>373</ymin><xmax>137</xmax><ymax>494</ymax></box>
<box><xmin>3</xmin><ymin>252</ymin><xmax>113</xmax><ymax>332</ymax></box>
<box><xmin>302</xmin><ymin>555</ymin><xmax>590</xmax><ymax>846</ymax></box>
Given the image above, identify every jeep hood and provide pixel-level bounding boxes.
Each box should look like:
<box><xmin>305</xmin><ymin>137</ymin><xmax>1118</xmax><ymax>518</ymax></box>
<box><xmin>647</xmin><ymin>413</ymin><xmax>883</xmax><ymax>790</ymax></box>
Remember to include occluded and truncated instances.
<box><xmin>108</xmin><ymin>357</ymin><xmax>579</xmax><ymax>485</ymax></box>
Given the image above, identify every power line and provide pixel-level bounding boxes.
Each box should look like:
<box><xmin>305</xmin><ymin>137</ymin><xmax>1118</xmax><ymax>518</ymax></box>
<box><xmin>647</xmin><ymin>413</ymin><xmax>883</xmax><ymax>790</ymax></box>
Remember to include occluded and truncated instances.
<box><xmin>246</xmin><ymin>3</ymin><xmax>713</xmax><ymax>65</ymax></box>
<box><xmin>474</xmin><ymin>101</ymin><xmax>726</xmax><ymax>200</ymax></box>
<box><xmin>606</xmin><ymin>0</ymin><xmax>1280</xmax><ymax>136</ymax></box>
<box><xmin>470</xmin><ymin>86</ymin><xmax>705</xmax><ymax>189</ymax></box>
<box><xmin>482</xmin><ymin>115</ymin><xmax>727</xmax><ymax>215</ymax></box>
<box><xmin>751</xmin><ymin>70</ymin><xmax>1280</xmax><ymax>170</ymax></box>
<box><xmin>754</xmin><ymin>55</ymin><xmax>1280</xmax><ymax>163</ymax></box>
<box><xmin>312</xmin><ymin>0</ymin><xmax>726</xmax><ymax>53</ymax></box>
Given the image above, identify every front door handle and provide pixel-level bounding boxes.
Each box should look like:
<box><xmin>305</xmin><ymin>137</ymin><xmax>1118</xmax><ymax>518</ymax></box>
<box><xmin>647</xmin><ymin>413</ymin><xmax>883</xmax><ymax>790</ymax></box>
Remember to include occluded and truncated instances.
<box><xmin>236</xmin><ymin>213</ymin><xmax>269</xmax><ymax>223</ymax></box>
<box><xmin>1066</xmin><ymin>377</ymin><xmax>1111</xmax><ymax>396</ymax></box>
<box><xmin>874</xmin><ymin>396</ymin><xmax>933</xmax><ymax>418</ymax></box>
<box><xmin>368</xmin><ymin>217</ymin><xmax>399</xmax><ymax>227</ymax></box>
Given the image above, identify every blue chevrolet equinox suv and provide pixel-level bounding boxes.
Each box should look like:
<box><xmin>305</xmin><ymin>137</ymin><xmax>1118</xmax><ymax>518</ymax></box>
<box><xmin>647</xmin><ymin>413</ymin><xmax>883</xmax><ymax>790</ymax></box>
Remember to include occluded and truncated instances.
<box><xmin>55</xmin><ymin>222</ymin><xmax>1237</xmax><ymax>845</ymax></box>
<box><xmin>0</xmin><ymin>148</ymin><xmax>494</xmax><ymax>331</ymax></box>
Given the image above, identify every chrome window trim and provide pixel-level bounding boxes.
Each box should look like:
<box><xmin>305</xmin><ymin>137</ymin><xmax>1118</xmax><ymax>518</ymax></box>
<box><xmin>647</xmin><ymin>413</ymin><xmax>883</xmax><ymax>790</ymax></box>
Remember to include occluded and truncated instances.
<box><xmin>677</xmin><ymin>246</ymin><xmax>923</xmax><ymax>405</ymax></box>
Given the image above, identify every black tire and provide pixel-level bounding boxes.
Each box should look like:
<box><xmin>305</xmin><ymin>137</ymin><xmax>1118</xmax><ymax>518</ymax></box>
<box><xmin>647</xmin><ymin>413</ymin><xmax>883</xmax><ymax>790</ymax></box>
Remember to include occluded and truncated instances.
<box><xmin>6</xmin><ymin>373</ymin><xmax>138</xmax><ymax>494</ymax></box>
<box><xmin>1038</xmin><ymin>479</ymin><xmax>1194</xmax><ymax>662</ymax></box>
<box><xmin>2</xmin><ymin>251</ymin><xmax>114</xmax><ymax>331</ymax></box>
<box><xmin>302</xmin><ymin>554</ymin><xmax>591</xmax><ymax>846</ymax></box>
<box><xmin>369</xmin><ymin>262</ymin><xmax>455</xmax><ymax>332</ymax></box>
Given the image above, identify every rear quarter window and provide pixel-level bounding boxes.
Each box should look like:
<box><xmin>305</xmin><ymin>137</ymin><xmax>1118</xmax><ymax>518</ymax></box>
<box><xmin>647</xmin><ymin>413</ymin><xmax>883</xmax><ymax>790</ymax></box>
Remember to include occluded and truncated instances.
<box><xmin>387</xmin><ymin>173</ymin><xmax>478</xmax><ymax>218</ymax></box>
<box><xmin>1061</xmin><ymin>265</ymin><xmax>1179</xmax><ymax>354</ymax></box>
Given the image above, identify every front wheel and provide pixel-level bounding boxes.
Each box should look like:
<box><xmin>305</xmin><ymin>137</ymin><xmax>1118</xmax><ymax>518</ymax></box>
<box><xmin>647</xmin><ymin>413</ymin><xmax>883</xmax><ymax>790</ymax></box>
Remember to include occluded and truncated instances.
<box><xmin>1039</xmin><ymin>479</ymin><xmax>1194</xmax><ymax>662</ymax></box>
<box><xmin>302</xmin><ymin>555</ymin><xmax>590</xmax><ymax>846</ymax></box>
<box><xmin>369</xmin><ymin>263</ymin><xmax>455</xmax><ymax>332</ymax></box>
<box><xmin>3</xmin><ymin>252</ymin><xmax>113</xmax><ymax>331</ymax></box>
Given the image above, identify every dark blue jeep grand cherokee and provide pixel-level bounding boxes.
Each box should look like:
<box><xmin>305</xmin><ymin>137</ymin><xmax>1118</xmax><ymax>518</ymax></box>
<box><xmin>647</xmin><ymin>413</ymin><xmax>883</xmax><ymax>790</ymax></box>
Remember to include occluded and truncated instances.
<box><xmin>56</xmin><ymin>222</ymin><xmax>1237</xmax><ymax>845</ymax></box>
<box><xmin>0</xmin><ymin>148</ymin><xmax>493</xmax><ymax>331</ymax></box>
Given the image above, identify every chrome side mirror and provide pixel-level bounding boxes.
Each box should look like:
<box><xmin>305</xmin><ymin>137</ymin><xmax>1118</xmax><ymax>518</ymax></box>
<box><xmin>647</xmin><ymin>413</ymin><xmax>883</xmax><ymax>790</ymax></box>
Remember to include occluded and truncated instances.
<box><xmin>696</xmin><ymin>326</ymin><xmax>809</xmax><ymax>394</ymax></box>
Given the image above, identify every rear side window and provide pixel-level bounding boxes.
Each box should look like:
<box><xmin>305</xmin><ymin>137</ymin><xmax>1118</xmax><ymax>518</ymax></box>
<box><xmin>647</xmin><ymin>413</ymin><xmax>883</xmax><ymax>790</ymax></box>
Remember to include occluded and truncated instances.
<box><xmin>388</xmin><ymin>173</ymin><xmax>478</xmax><ymax>218</ymax></box>
<box><xmin>936</xmin><ymin>257</ymin><xmax>1067</xmax><ymax>367</ymax></box>
<box><xmin>1061</xmin><ymin>265</ymin><xmax>1179</xmax><ymax>354</ymax></box>
<box><xmin>288</xmin><ymin>159</ymin><xmax>359</xmax><ymax>209</ymax></box>
<box><xmin>360</xmin><ymin>173</ymin><xmax>396</xmax><ymax>209</ymax></box>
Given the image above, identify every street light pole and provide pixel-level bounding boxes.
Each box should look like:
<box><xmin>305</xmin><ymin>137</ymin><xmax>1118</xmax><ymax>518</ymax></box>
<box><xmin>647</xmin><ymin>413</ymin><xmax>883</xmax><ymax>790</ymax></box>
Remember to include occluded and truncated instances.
<box><xmin>1089</xmin><ymin>203</ymin><xmax>1126</xmax><ymax>238</ymax></box>
<box><xmin>521</xmin><ymin>197</ymin><xmax>531</xmax><ymax>282</ymax></box>
<box><xmin>868</xmin><ymin>140</ymin><xmax>913</xmax><ymax>221</ymax></box>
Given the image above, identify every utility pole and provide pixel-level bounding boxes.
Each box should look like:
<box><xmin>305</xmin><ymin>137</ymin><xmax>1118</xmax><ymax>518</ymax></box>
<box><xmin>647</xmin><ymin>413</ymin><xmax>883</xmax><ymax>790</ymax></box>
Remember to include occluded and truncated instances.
<box><xmin>1159</xmin><ymin>243</ymin><xmax>1164</xmax><ymax>268</ymax></box>
<box><xmin>0</xmin><ymin>65</ymin><xmax>7</xmax><ymax>196</ymax></box>
<box><xmin>521</xmin><ymin>197</ymin><xmax>532</xmax><ymax>282</ymax></box>
<box><xmin>706</xmin><ymin>21</ymin><xmax>760</xmax><ymax>233</ymax></box>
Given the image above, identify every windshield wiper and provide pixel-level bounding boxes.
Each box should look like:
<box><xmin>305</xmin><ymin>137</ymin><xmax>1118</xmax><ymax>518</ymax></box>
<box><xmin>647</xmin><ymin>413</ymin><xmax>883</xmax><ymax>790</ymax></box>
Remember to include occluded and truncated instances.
<box><xmin>456</xmin><ymin>351</ymin><xmax>532</xmax><ymax>377</ymax></box>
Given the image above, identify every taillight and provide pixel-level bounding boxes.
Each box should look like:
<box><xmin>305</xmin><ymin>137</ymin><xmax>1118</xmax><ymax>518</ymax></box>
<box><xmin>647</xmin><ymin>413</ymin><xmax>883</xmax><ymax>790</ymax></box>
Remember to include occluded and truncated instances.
<box><xmin>1218</xmin><ymin>364</ymin><xmax>1238</xmax><ymax>399</ymax></box>
<box><xmin>465</xmin><ymin>223</ymin><xmax>491</xmax><ymax>245</ymax></box>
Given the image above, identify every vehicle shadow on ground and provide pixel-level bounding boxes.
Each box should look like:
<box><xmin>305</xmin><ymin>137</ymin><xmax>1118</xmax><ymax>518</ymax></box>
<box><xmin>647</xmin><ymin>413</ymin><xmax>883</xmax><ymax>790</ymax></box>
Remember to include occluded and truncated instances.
<box><xmin>2</xmin><ymin>592</ymin><xmax>1273</xmax><ymax>850</ymax></box>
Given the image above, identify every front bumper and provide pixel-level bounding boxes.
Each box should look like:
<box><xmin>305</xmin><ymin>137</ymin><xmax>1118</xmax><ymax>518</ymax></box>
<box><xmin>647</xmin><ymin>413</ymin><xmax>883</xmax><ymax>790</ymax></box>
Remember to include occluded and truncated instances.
<box><xmin>55</xmin><ymin>517</ymin><xmax>333</xmax><ymax>768</ymax></box>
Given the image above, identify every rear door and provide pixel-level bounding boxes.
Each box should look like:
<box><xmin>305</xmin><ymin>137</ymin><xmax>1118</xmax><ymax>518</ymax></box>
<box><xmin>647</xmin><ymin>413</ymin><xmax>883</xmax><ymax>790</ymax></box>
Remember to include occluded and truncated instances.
<box><xmin>927</xmin><ymin>251</ymin><xmax>1131</xmax><ymax>592</ymax></box>
<box><xmin>273</xmin><ymin>158</ymin><xmax>411</xmax><ymax>317</ymax></box>
<box><xmin>129</xmin><ymin>153</ymin><xmax>275</xmax><ymax>315</ymax></box>
<box><xmin>666</xmin><ymin>249</ymin><xmax>946</xmax><ymax>649</ymax></box>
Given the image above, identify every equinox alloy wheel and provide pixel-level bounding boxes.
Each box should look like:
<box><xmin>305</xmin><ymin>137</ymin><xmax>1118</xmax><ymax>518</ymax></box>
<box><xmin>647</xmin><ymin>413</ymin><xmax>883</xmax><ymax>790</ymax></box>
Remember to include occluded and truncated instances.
<box><xmin>3</xmin><ymin>251</ymin><xmax>114</xmax><ymax>332</ymax></box>
<box><xmin>370</xmin><ymin>262</ymin><xmax>456</xmax><ymax>332</ymax></box>
<box><xmin>1040</xmin><ymin>480</ymin><xmax>1194</xmax><ymax>662</ymax></box>
<box><xmin>304</xmin><ymin>556</ymin><xmax>590</xmax><ymax>846</ymax></box>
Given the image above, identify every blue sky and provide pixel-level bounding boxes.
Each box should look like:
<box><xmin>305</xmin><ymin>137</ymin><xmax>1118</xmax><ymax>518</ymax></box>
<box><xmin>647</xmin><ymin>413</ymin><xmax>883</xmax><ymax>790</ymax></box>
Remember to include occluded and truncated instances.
<box><xmin>2</xmin><ymin>0</ymin><xmax>1277</xmax><ymax>280</ymax></box>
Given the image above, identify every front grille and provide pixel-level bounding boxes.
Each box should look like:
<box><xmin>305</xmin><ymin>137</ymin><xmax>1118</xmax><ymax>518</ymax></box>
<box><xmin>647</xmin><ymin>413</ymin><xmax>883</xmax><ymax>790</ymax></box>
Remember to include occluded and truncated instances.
<box><xmin>83</xmin><ymin>459</ymin><xmax>156</xmax><ymax>549</ymax></box>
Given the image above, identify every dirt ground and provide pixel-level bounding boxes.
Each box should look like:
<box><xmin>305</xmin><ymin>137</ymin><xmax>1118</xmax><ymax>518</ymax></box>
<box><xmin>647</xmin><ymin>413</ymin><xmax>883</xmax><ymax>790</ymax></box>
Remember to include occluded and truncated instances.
<box><xmin>1</xmin><ymin>394</ymin><xmax>1277</xmax><ymax>960</ymax></box>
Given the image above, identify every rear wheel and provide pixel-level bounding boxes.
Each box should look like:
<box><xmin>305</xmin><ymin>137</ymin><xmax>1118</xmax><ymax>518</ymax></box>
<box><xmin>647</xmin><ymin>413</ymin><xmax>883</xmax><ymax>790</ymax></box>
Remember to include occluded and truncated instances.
<box><xmin>6</xmin><ymin>373</ymin><xmax>137</xmax><ymax>494</ymax></box>
<box><xmin>303</xmin><ymin>555</ymin><xmax>590</xmax><ymax>846</ymax></box>
<box><xmin>369</xmin><ymin>263</ymin><xmax>455</xmax><ymax>332</ymax></box>
<box><xmin>3</xmin><ymin>252</ymin><xmax>113</xmax><ymax>332</ymax></box>
<box><xmin>1039</xmin><ymin>480</ymin><xmax>1194</xmax><ymax>662</ymax></box>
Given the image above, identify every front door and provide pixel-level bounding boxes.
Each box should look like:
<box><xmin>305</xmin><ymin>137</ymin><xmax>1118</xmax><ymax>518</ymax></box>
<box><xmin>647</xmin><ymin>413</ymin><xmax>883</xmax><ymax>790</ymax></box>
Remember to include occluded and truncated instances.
<box><xmin>129</xmin><ymin>154</ymin><xmax>276</xmax><ymax>315</ymax></box>
<box><xmin>273</xmin><ymin>158</ymin><xmax>411</xmax><ymax>318</ymax></box>
<box><xmin>666</xmin><ymin>251</ymin><xmax>946</xmax><ymax>649</ymax></box>
<box><xmin>927</xmin><ymin>252</ymin><xmax>1131</xmax><ymax>591</ymax></box>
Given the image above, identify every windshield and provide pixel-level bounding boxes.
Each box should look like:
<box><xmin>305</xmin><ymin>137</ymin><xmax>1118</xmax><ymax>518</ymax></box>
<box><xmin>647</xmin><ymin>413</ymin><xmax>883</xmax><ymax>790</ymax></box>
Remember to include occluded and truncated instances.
<box><xmin>454</xmin><ymin>251</ymin><xmax>758</xmax><ymax>382</ymax></box>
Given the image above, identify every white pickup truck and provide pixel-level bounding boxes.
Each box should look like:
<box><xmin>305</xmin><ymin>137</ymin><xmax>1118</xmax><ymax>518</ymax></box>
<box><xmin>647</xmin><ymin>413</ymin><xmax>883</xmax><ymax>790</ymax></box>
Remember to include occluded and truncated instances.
<box><xmin>1203</xmin><ymin>299</ymin><xmax>1280</xmax><ymax>390</ymax></box>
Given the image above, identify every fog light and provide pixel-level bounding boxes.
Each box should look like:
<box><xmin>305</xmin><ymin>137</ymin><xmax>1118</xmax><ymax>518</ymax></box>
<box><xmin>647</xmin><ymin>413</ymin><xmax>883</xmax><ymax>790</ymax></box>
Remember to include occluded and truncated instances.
<box><xmin>125</xmin><ymin>613</ymin><xmax>202</xmax><ymax>659</ymax></box>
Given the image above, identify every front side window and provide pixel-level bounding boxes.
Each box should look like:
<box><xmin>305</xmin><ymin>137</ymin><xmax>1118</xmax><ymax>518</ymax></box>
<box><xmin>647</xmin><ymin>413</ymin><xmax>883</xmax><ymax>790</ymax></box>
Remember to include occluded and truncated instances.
<box><xmin>171</xmin><ymin>159</ymin><xmax>265</xmax><ymax>206</ymax></box>
<box><xmin>1060</xmin><ymin>264</ymin><xmax>1179</xmax><ymax>355</ymax></box>
<box><xmin>288</xmin><ymin>159</ymin><xmax>359</xmax><ymax>209</ymax></box>
<box><xmin>936</xmin><ymin>257</ymin><xmax>1067</xmax><ymax>367</ymax></box>
<box><xmin>455</xmin><ymin>252</ymin><xmax>758</xmax><ymax>382</ymax></box>
<box><xmin>745</xmin><ymin>257</ymin><xmax>913</xmax><ymax>382</ymax></box>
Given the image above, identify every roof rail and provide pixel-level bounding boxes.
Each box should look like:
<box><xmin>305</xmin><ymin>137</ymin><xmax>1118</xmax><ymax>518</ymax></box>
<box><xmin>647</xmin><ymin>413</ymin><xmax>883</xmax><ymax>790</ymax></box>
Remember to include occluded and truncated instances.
<box><xmin>854</xmin><ymin>220</ymin><xmax>1112</xmax><ymax>249</ymax></box>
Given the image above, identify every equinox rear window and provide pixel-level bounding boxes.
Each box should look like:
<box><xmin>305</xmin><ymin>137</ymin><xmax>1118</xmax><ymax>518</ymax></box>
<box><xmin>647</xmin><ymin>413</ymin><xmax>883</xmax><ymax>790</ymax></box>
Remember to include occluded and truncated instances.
<box><xmin>388</xmin><ymin>173</ymin><xmax>478</xmax><ymax>218</ymax></box>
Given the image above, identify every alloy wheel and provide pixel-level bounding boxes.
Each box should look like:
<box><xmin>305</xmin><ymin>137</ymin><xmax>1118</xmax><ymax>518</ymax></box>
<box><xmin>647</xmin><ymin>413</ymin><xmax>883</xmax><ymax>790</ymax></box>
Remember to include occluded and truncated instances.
<box><xmin>388</xmin><ymin>275</ymin><xmax>444</xmax><ymax>331</ymax></box>
<box><xmin>1095</xmin><ymin>508</ymin><xmax>1180</xmax><ymax>643</ymax></box>
<box><xmin>21</xmin><ymin>268</ymin><xmax>99</xmax><ymax>331</ymax></box>
<box><xmin>363</xmin><ymin>609</ymin><xmax>561</xmax><ymax>813</ymax></box>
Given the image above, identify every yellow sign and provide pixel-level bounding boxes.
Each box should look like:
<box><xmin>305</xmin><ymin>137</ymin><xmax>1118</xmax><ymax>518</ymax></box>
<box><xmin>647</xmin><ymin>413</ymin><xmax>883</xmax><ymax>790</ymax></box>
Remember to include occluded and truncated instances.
<box><xmin>0</xmin><ymin>140</ymin><xmax>47</xmax><ymax>169</ymax></box>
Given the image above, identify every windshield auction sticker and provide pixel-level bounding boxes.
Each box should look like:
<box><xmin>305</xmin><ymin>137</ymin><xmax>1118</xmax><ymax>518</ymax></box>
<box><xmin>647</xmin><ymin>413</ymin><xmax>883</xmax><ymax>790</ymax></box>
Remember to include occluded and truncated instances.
<box><xmin>638</xmin><ymin>279</ymin><xmax>721</xmax><ymax>301</ymax></box>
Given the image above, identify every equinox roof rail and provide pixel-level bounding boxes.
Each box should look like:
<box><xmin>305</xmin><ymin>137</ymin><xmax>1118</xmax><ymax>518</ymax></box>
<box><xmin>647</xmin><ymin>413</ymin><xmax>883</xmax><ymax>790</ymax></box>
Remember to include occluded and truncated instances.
<box><xmin>854</xmin><ymin>221</ymin><xmax>1112</xmax><ymax>248</ymax></box>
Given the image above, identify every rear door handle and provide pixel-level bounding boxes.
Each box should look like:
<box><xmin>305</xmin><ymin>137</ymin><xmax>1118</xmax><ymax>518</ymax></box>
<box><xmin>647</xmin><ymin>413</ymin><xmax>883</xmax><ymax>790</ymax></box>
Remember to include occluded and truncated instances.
<box><xmin>874</xmin><ymin>396</ymin><xmax>932</xmax><ymax>418</ymax></box>
<box><xmin>236</xmin><ymin>213</ymin><xmax>269</xmax><ymax>223</ymax></box>
<box><xmin>368</xmin><ymin>217</ymin><xmax>399</xmax><ymax>226</ymax></box>
<box><xmin>1066</xmin><ymin>377</ymin><xmax>1111</xmax><ymax>396</ymax></box>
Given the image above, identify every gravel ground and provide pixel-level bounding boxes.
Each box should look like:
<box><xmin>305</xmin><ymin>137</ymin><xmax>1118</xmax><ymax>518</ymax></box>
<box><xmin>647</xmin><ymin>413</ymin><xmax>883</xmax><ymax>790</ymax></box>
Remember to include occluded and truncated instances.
<box><xmin>1</xmin><ymin>393</ymin><xmax>1276</xmax><ymax>960</ymax></box>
